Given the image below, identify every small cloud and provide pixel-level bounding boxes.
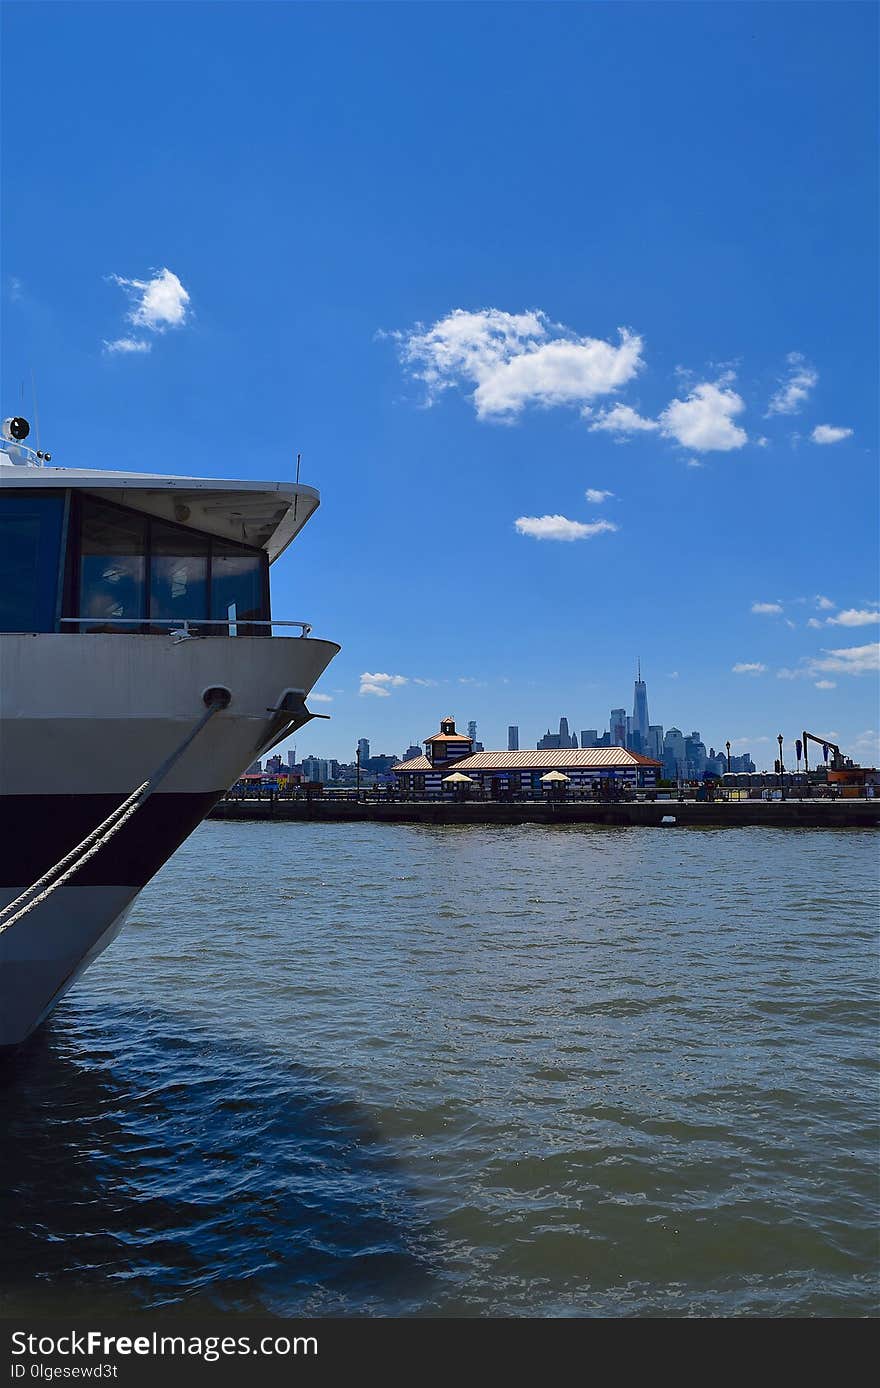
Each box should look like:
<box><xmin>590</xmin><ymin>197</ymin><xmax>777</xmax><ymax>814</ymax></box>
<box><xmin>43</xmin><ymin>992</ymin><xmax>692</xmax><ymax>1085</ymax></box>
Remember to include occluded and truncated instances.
<box><xmin>852</xmin><ymin>729</ymin><xmax>880</xmax><ymax>758</ymax></box>
<box><xmin>751</xmin><ymin>601</ymin><xmax>784</xmax><ymax>615</ymax></box>
<box><xmin>413</xmin><ymin>677</ymin><xmax>438</xmax><ymax>687</ymax></box>
<box><xmin>666</xmin><ymin>671</ymin><xmax>679</xmax><ymax>679</ymax></box>
<box><xmin>103</xmin><ymin>337</ymin><xmax>151</xmax><ymax>355</ymax></box>
<box><xmin>756</xmin><ymin>436</ymin><xmax>770</xmax><ymax>447</ymax></box>
<box><xmin>309</xmin><ymin>691</ymin><xmax>333</xmax><ymax>703</ymax></box>
<box><xmin>587</xmin><ymin>403</ymin><xmax>657</xmax><ymax>437</ymax></box>
<box><xmin>110</xmin><ymin>266</ymin><xmax>190</xmax><ymax>332</ymax></box>
<box><xmin>686</xmin><ymin>457</ymin><xmax>705</xmax><ymax>468</ymax></box>
<box><xmin>659</xmin><ymin>379</ymin><xmax>748</xmax><ymax>453</ymax></box>
<box><xmin>815</xmin><ymin>595</ymin><xmax>835</xmax><ymax>610</ymax></box>
<box><xmin>732</xmin><ymin>662</ymin><xmax>766</xmax><ymax>675</ymax></box>
<box><xmin>784</xmin><ymin>619</ymin><xmax>796</xmax><ymax>629</ymax></box>
<box><xmin>766</xmin><ymin>353</ymin><xmax>818</xmax><ymax>416</ymax></box>
<box><xmin>514</xmin><ymin>515</ymin><xmax>618</xmax><ymax>542</ymax></box>
<box><xmin>584</xmin><ymin>488</ymin><xmax>615</xmax><ymax>504</ymax></box>
<box><xmin>807</xmin><ymin>618</ymin><xmax>823</xmax><ymax>629</ymax></box>
<box><xmin>8</xmin><ymin>275</ymin><xmax>23</xmax><ymax>301</ymax></box>
<box><xmin>814</xmin><ymin>680</ymin><xmax>836</xmax><ymax>690</ymax></box>
<box><xmin>827</xmin><ymin>607</ymin><xmax>880</xmax><ymax>627</ymax></box>
<box><xmin>811</xmin><ymin>424</ymin><xmax>853</xmax><ymax>445</ymax></box>
<box><xmin>359</xmin><ymin>671</ymin><xmax>408</xmax><ymax>697</ymax></box>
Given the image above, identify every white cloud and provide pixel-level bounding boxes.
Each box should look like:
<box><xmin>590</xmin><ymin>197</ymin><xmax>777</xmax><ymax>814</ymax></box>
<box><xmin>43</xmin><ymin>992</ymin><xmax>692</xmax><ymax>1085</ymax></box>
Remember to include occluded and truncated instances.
<box><xmin>751</xmin><ymin>601</ymin><xmax>783</xmax><ymax>615</ymax></box>
<box><xmin>810</xmin><ymin>642</ymin><xmax>879</xmax><ymax>676</ymax></box>
<box><xmin>732</xmin><ymin>662</ymin><xmax>766</xmax><ymax>675</ymax></box>
<box><xmin>514</xmin><ymin>515</ymin><xmax>618</xmax><ymax>542</ymax></box>
<box><xmin>359</xmin><ymin>671</ymin><xmax>408</xmax><ymax>697</ymax></box>
<box><xmin>413</xmin><ymin>677</ymin><xmax>438</xmax><ymax>687</ymax></box>
<box><xmin>584</xmin><ymin>488</ymin><xmax>615</xmax><ymax>504</ymax></box>
<box><xmin>309</xmin><ymin>691</ymin><xmax>333</xmax><ymax>703</ymax></box>
<box><xmin>667</xmin><ymin>671</ymin><xmax>679</xmax><ymax>679</ymax></box>
<box><xmin>103</xmin><ymin>337</ymin><xmax>151</xmax><ymax>355</ymax></box>
<box><xmin>815</xmin><ymin>595</ymin><xmax>835</xmax><ymax>610</ymax></box>
<box><xmin>827</xmin><ymin>608</ymin><xmax>880</xmax><ymax>627</ymax></box>
<box><xmin>852</xmin><ymin>729</ymin><xmax>880</xmax><ymax>757</ymax></box>
<box><xmin>814</xmin><ymin>680</ymin><xmax>836</xmax><ymax>690</ymax></box>
<box><xmin>807</xmin><ymin>618</ymin><xmax>823</xmax><ymax>629</ymax></box>
<box><xmin>392</xmin><ymin>308</ymin><xmax>644</xmax><ymax>419</ymax></box>
<box><xmin>811</xmin><ymin>424</ymin><xmax>853</xmax><ymax>445</ymax></box>
<box><xmin>659</xmin><ymin>380</ymin><xmax>748</xmax><ymax>452</ymax></box>
<box><xmin>766</xmin><ymin>353</ymin><xmax>818</xmax><ymax>416</ymax></box>
<box><xmin>587</xmin><ymin>403</ymin><xmax>657</xmax><ymax>436</ymax></box>
<box><xmin>110</xmin><ymin>267</ymin><xmax>190</xmax><ymax>332</ymax></box>
<box><xmin>778</xmin><ymin>642</ymin><xmax>880</xmax><ymax>680</ymax></box>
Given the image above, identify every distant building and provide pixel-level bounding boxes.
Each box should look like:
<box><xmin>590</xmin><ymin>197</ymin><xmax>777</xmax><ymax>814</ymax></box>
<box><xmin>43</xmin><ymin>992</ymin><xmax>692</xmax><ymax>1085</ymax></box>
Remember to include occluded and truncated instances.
<box><xmin>508</xmin><ymin>725</ymin><xmax>519</xmax><ymax>751</ymax></box>
<box><xmin>468</xmin><ymin>720</ymin><xmax>477</xmax><ymax>744</ymax></box>
<box><xmin>357</xmin><ymin>738</ymin><xmax>370</xmax><ymax>765</ymax></box>
<box><xmin>265</xmin><ymin>754</ymin><xmax>283</xmax><ymax>774</ymax></box>
<box><xmin>246</xmin><ymin>760</ymin><xmax>262</xmax><ymax>774</ymax></box>
<box><xmin>580</xmin><ymin>729</ymin><xmax>599</xmax><ymax>748</ymax></box>
<box><xmin>632</xmin><ymin>662</ymin><xmax>649</xmax><ymax>746</ymax></box>
<box><xmin>663</xmin><ymin>728</ymin><xmax>686</xmax><ymax>780</ymax></box>
<box><xmin>538</xmin><ymin>717</ymin><xmax>578</xmax><ymax>751</ymax></box>
<box><xmin>404</xmin><ymin>744</ymin><xmax>422</xmax><ymax>761</ymax></box>
<box><xmin>286</xmin><ymin>750</ymin><xmax>297</xmax><ymax>769</ymax></box>
<box><xmin>302</xmin><ymin>757</ymin><xmax>339</xmax><ymax>783</ymax></box>
<box><xmin>685</xmin><ymin>732</ymin><xmax>707</xmax><ymax>780</ymax></box>
<box><xmin>610</xmin><ymin>709</ymin><xmax>627</xmax><ymax>748</ymax></box>
<box><xmin>647</xmin><ymin>725</ymin><xmax>664</xmax><ymax>760</ymax></box>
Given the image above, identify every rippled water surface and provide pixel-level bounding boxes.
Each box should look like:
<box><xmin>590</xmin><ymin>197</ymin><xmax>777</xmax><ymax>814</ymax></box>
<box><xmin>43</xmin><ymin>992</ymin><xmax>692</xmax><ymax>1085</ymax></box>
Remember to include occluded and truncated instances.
<box><xmin>2</xmin><ymin>822</ymin><xmax>878</xmax><ymax>1317</ymax></box>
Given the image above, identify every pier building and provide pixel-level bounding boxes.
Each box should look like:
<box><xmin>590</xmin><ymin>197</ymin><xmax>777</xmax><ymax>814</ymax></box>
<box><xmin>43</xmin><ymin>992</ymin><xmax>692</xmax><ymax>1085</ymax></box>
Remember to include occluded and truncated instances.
<box><xmin>393</xmin><ymin>717</ymin><xmax>661</xmax><ymax>797</ymax></box>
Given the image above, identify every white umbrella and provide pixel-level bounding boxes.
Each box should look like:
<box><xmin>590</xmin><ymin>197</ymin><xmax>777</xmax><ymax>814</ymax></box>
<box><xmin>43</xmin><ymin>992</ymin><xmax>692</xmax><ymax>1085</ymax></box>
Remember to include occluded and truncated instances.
<box><xmin>443</xmin><ymin>771</ymin><xmax>474</xmax><ymax>784</ymax></box>
<box><xmin>540</xmin><ymin>770</ymin><xmax>571</xmax><ymax>783</ymax></box>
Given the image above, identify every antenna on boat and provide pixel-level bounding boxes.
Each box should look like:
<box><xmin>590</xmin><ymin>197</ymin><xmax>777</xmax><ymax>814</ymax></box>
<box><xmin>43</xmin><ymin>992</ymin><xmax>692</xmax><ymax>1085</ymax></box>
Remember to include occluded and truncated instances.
<box><xmin>30</xmin><ymin>369</ymin><xmax>41</xmax><ymax>454</ymax></box>
<box><xmin>293</xmin><ymin>451</ymin><xmax>301</xmax><ymax>524</ymax></box>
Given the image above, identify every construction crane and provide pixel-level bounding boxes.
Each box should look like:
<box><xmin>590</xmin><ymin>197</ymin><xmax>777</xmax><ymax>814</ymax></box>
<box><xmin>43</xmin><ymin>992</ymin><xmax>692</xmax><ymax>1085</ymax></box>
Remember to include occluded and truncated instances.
<box><xmin>802</xmin><ymin>731</ymin><xmax>845</xmax><ymax>772</ymax></box>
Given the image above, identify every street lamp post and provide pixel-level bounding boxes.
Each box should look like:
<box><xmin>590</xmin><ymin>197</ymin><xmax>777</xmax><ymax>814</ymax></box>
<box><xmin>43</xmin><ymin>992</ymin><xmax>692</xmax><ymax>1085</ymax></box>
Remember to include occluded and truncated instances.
<box><xmin>777</xmin><ymin>733</ymin><xmax>785</xmax><ymax>802</ymax></box>
<box><xmin>725</xmin><ymin>740</ymin><xmax>731</xmax><ymax>774</ymax></box>
<box><xmin>356</xmin><ymin>746</ymin><xmax>361</xmax><ymax>802</ymax></box>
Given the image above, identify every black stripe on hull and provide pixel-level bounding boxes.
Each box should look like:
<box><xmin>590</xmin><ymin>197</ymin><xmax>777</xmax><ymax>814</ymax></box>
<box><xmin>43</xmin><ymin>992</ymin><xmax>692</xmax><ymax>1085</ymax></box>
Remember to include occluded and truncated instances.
<box><xmin>0</xmin><ymin>792</ymin><xmax>222</xmax><ymax>889</ymax></box>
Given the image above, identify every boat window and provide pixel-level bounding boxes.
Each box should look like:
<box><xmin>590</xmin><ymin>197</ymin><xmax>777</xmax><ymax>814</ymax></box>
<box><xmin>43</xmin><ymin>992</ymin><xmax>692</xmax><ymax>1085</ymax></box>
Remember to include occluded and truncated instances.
<box><xmin>211</xmin><ymin>541</ymin><xmax>265</xmax><ymax>634</ymax></box>
<box><xmin>0</xmin><ymin>493</ymin><xmax>65</xmax><ymax>632</ymax></box>
<box><xmin>149</xmin><ymin>521</ymin><xmax>208</xmax><ymax>630</ymax></box>
<box><xmin>70</xmin><ymin>495</ymin><xmax>269</xmax><ymax>634</ymax></box>
<box><xmin>79</xmin><ymin>499</ymin><xmax>147</xmax><ymax>630</ymax></box>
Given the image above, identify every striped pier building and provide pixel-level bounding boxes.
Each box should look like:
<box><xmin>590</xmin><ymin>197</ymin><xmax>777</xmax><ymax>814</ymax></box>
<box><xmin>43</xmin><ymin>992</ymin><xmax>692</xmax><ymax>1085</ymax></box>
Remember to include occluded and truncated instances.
<box><xmin>393</xmin><ymin>718</ymin><xmax>661</xmax><ymax>798</ymax></box>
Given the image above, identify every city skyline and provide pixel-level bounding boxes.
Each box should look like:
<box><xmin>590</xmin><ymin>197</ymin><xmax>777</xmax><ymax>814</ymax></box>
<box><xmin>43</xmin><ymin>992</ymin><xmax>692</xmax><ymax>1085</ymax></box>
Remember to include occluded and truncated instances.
<box><xmin>278</xmin><ymin>665</ymin><xmax>779</xmax><ymax>774</ymax></box>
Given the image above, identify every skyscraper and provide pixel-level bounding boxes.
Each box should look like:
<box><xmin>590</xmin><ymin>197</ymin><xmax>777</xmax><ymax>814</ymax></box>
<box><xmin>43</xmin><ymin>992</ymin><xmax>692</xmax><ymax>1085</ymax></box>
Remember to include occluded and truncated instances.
<box><xmin>610</xmin><ymin>709</ymin><xmax>627</xmax><ymax>747</ymax></box>
<box><xmin>357</xmin><ymin>738</ymin><xmax>370</xmax><ymax>764</ymax></box>
<box><xmin>632</xmin><ymin>661</ymin><xmax>649</xmax><ymax>746</ymax></box>
<box><xmin>508</xmin><ymin>725</ymin><xmax>519</xmax><ymax>751</ymax></box>
<box><xmin>468</xmin><ymin>720</ymin><xmax>477</xmax><ymax>744</ymax></box>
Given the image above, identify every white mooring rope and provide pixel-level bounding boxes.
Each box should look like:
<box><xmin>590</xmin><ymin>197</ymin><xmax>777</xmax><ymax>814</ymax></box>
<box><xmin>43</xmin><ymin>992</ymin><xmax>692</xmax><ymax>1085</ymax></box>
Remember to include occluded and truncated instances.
<box><xmin>0</xmin><ymin>696</ymin><xmax>228</xmax><ymax>938</ymax></box>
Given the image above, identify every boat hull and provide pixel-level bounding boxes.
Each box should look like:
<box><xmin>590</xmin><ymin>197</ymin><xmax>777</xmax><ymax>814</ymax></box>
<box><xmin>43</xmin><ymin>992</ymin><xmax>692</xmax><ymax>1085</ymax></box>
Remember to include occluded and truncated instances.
<box><xmin>0</xmin><ymin>632</ymin><xmax>339</xmax><ymax>1045</ymax></box>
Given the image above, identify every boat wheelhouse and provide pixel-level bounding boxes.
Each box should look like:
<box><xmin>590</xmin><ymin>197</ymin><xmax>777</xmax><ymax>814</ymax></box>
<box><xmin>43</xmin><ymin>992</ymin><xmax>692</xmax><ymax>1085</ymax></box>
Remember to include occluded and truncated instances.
<box><xmin>0</xmin><ymin>420</ymin><xmax>339</xmax><ymax>1045</ymax></box>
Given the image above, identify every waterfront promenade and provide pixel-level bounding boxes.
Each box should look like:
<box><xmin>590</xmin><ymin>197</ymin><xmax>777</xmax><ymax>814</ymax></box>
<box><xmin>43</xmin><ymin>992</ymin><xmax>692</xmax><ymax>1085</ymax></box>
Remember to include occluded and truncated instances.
<box><xmin>211</xmin><ymin>796</ymin><xmax>879</xmax><ymax>829</ymax></box>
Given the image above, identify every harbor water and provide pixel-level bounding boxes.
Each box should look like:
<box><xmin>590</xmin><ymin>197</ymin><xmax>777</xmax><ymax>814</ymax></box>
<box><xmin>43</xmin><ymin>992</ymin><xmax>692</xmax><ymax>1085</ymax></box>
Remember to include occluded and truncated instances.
<box><xmin>1</xmin><ymin>821</ymin><xmax>877</xmax><ymax>1318</ymax></box>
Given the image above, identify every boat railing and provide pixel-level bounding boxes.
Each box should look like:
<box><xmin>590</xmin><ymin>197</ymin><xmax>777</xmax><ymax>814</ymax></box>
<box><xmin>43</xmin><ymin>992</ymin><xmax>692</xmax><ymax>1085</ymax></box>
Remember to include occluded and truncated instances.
<box><xmin>58</xmin><ymin>617</ymin><xmax>314</xmax><ymax>637</ymax></box>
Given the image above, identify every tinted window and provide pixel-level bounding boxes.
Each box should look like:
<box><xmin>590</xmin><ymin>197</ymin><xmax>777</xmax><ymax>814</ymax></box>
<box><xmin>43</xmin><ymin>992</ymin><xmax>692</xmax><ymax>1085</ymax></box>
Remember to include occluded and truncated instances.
<box><xmin>211</xmin><ymin>541</ymin><xmax>265</xmax><ymax>632</ymax></box>
<box><xmin>149</xmin><ymin>520</ymin><xmax>208</xmax><ymax>628</ymax></box>
<box><xmin>79</xmin><ymin>498</ymin><xmax>146</xmax><ymax>630</ymax></box>
<box><xmin>0</xmin><ymin>493</ymin><xmax>64</xmax><ymax>632</ymax></box>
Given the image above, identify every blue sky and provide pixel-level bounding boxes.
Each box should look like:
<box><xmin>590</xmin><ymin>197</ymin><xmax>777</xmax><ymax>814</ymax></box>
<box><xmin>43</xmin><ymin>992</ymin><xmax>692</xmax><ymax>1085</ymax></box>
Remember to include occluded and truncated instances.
<box><xmin>3</xmin><ymin>1</ymin><xmax>877</xmax><ymax>767</ymax></box>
